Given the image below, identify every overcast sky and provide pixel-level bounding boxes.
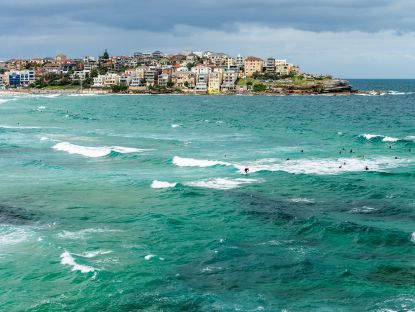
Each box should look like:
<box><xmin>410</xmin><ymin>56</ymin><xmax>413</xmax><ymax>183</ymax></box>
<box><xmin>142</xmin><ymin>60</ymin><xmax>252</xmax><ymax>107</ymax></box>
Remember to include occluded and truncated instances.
<box><xmin>1</xmin><ymin>0</ymin><xmax>415</xmax><ymax>78</ymax></box>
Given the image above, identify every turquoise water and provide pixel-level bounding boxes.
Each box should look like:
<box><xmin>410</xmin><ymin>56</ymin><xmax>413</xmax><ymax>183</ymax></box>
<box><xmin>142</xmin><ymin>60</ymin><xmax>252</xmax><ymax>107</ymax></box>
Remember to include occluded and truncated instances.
<box><xmin>1</xmin><ymin>80</ymin><xmax>415</xmax><ymax>311</ymax></box>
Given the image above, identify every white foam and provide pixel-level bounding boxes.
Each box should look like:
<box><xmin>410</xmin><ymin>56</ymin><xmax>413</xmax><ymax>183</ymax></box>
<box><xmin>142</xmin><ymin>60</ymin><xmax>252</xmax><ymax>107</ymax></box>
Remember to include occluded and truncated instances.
<box><xmin>185</xmin><ymin>178</ymin><xmax>258</xmax><ymax>190</ymax></box>
<box><xmin>0</xmin><ymin>124</ymin><xmax>41</xmax><ymax>129</ymax></box>
<box><xmin>405</xmin><ymin>136</ymin><xmax>415</xmax><ymax>142</ymax></box>
<box><xmin>387</xmin><ymin>90</ymin><xmax>411</xmax><ymax>95</ymax></box>
<box><xmin>173</xmin><ymin>156</ymin><xmax>230</xmax><ymax>167</ymax></box>
<box><xmin>235</xmin><ymin>157</ymin><xmax>411</xmax><ymax>175</ymax></box>
<box><xmin>60</xmin><ymin>251</ymin><xmax>96</xmax><ymax>273</ymax></box>
<box><xmin>145</xmin><ymin>254</ymin><xmax>156</xmax><ymax>261</ymax></box>
<box><xmin>173</xmin><ymin>156</ymin><xmax>412</xmax><ymax>176</ymax></box>
<box><xmin>349</xmin><ymin>206</ymin><xmax>378</xmax><ymax>214</ymax></box>
<box><xmin>290</xmin><ymin>198</ymin><xmax>315</xmax><ymax>204</ymax></box>
<box><xmin>37</xmin><ymin>106</ymin><xmax>46</xmax><ymax>111</ymax></box>
<box><xmin>74</xmin><ymin>250</ymin><xmax>113</xmax><ymax>258</ymax></box>
<box><xmin>0</xmin><ymin>99</ymin><xmax>15</xmax><ymax>104</ymax></box>
<box><xmin>171</xmin><ymin>124</ymin><xmax>183</xmax><ymax>128</ymax></box>
<box><xmin>67</xmin><ymin>94</ymin><xmax>97</xmax><ymax>97</ymax></box>
<box><xmin>362</xmin><ymin>134</ymin><xmax>382</xmax><ymax>140</ymax></box>
<box><xmin>382</xmin><ymin>136</ymin><xmax>399</xmax><ymax>142</ymax></box>
<box><xmin>57</xmin><ymin>228</ymin><xmax>121</xmax><ymax>240</ymax></box>
<box><xmin>53</xmin><ymin>142</ymin><xmax>144</xmax><ymax>158</ymax></box>
<box><xmin>361</xmin><ymin>134</ymin><xmax>399</xmax><ymax>142</ymax></box>
<box><xmin>151</xmin><ymin>180</ymin><xmax>177</xmax><ymax>189</ymax></box>
<box><xmin>0</xmin><ymin>225</ymin><xmax>33</xmax><ymax>246</ymax></box>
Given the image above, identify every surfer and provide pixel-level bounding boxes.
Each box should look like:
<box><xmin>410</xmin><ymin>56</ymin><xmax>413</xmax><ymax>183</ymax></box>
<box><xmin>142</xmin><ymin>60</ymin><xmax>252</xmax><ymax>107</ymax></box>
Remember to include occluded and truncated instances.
<box><xmin>365</xmin><ymin>166</ymin><xmax>369</xmax><ymax>171</ymax></box>
<box><xmin>244</xmin><ymin>168</ymin><xmax>249</xmax><ymax>174</ymax></box>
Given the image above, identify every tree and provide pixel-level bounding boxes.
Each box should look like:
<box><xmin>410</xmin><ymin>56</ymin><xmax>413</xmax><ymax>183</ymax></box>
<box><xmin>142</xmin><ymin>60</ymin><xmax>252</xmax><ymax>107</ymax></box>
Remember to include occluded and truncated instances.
<box><xmin>253</xmin><ymin>83</ymin><xmax>267</xmax><ymax>92</ymax></box>
<box><xmin>167</xmin><ymin>81</ymin><xmax>175</xmax><ymax>88</ymax></box>
<box><xmin>111</xmin><ymin>85</ymin><xmax>128</xmax><ymax>93</ymax></box>
<box><xmin>102</xmin><ymin>49</ymin><xmax>109</xmax><ymax>60</ymax></box>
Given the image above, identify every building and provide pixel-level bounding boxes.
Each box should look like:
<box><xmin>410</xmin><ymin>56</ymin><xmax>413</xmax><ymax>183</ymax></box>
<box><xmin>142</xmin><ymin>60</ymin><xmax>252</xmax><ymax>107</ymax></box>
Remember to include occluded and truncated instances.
<box><xmin>191</xmin><ymin>65</ymin><xmax>212</xmax><ymax>76</ymax></box>
<box><xmin>244</xmin><ymin>56</ymin><xmax>263</xmax><ymax>77</ymax></box>
<box><xmin>144</xmin><ymin>68</ymin><xmax>161</xmax><ymax>86</ymax></box>
<box><xmin>266</xmin><ymin>58</ymin><xmax>276</xmax><ymax>74</ymax></box>
<box><xmin>119</xmin><ymin>75</ymin><xmax>132</xmax><ymax>86</ymax></box>
<box><xmin>194</xmin><ymin>74</ymin><xmax>208</xmax><ymax>92</ymax></box>
<box><xmin>221</xmin><ymin>69</ymin><xmax>238</xmax><ymax>91</ymax></box>
<box><xmin>172</xmin><ymin>72</ymin><xmax>195</xmax><ymax>89</ymax></box>
<box><xmin>275</xmin><ymin>60</ymin><xmax>290</xmax><ymax>76</ymax></box>
<box><xmin>236</xmin><ymin>54</ymin><xmax>244</xmax><ymax>68</ymax></box>
<box><xmin>158</xmin><ymin>74</ymin><xmax>171</xmax><ymax>88</ymax></box>
<box><xmin>92</xmin><ymin>75</ymin><xmax>105</xmax><ymax>87</ymax></box>
<box><xmin>103</xmin><ymin>73</ymin><xmax>120</xmax><ymax>87</ymax></box>
<box><xmin>6</xmin><ymin>70</ymin><xmax>35</xmax><ymax>87</ymax></box>
<box><xmin>208</xmin><ymin>71</ymin><xmax>223</xmax><ymax>94</ymax></box>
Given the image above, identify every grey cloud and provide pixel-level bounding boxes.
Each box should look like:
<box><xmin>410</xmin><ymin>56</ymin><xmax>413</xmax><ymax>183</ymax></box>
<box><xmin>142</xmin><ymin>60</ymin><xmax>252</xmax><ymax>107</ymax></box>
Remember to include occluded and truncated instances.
<box><xmin>1</xmin><ymin>0</ymin><xmax>415</xmax><ymax>34</ymax></box>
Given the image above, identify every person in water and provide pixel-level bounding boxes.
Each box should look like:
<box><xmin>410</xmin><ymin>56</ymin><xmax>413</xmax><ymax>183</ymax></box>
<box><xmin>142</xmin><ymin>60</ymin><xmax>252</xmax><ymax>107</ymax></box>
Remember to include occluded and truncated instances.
<box><xmin>365</xmin><ymin>166</ymin><xmax>369</xmax><ymax>171</ymax></box>
<box><xmin>244</xmin><ymin>168</ymin><xmax>249</xmax><ymax>174</ymax></box>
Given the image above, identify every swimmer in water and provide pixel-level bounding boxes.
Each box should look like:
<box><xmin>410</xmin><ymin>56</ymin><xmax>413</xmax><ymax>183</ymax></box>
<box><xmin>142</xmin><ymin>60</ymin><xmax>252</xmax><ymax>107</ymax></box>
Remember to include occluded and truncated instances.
<box><xmin>244</xmin><ymin>168</ymin><xmax>249</xmax><ymax>174</ymax></box>
<box><xmin>365</xmin><ymin>166</ymin><xmax>369</xmax><ymax>171</ymax></box>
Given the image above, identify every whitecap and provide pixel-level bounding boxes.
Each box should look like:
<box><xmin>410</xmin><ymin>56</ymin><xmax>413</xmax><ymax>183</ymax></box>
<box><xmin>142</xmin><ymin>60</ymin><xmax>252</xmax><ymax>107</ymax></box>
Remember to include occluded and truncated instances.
<box><xmin>53</xmin><ymin>142</ymin><xmax>145</xmax><ymax>158</ymax></box>
<box><xmin>360</xmin><ymin>134</ymin><xmax>399</xmax><ymax>142</ymax></box>
<box><xmin>60</xmin><ymin>251</ymin><xmax>96</xmax><ymax>273</ymax></box>
<box><xmin>0</xmin><ymin>225</ymin><xmax>33</xmax><ymax>246</ymax></box>
<box><xmin>411</xmin><ymin>232</ymin><xmax>415</xmax><ymax>243</ymax></box>
<box><xmin>348</xmin><ymin>206</ymin><xmax>378</xmax><ymax>214</ymax></box>
<box><xmin>234</xmin><ymin>157</ymin><xmax>411</xmax><ymax>175</ymax></box>
<box><xmin>361</xmin><ymin>134</ymin><xmax>383</xmax><ymax>140</ymax></box>
<box><xmin>171</xmin><ymin>124</ymin><xmax>183</xmax><ymax>128</ymax></box>
<box><xmin>185</xmin><ymin>178</ymin><xmax>258</xmax><ymax>190</ymax></box>
<box><xmin>151</xmin><ymin>180</ymin><xmax>177</xmax><ymax>189</ymax></box>
<box><xmin>144</xmin><ymin>254</ymin><xmax>156</xmax><ymax>261</ymax></box>
<box><xmin>74</xmin><ymin>250</ymin><xmax>113</xmax><ymax>258</ymax></box>
<box><xmin>290</xmin><ymin>198</ymin><xmax>315</xmax><ymax>204</ymax></box>
<box><xmin>382</xmin><ymin>136</ymin><xmax>399</xmax><ymax>142</ymax></box>
<box><xmin>173</xmin><ymin>156</ymin><xmax>230</xmax><ymax>167</ymax></box>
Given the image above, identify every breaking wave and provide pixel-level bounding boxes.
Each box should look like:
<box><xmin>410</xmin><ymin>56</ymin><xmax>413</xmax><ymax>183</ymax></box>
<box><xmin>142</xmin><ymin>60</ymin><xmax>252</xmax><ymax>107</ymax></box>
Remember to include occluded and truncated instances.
<box><xmin>173</xmin><ymin>156</ymin><xmax>230</xmax><ymax>167</ymax></box>
<box><xmin>60</xmin><ymin>251</ymin><xmax>96</xmax><ymax>273</ymax></box>
<box><xmin>185</xmin><ymin>178</ymin><xmax>258</xmax><ymax>190</ymax></box>
<box><xmin>173</xmin><ymin>156</ymin><xmax>412</xmax><ymax>175</ymax></box>
<box><xmin>53</xmin><ymin>142</ymin><xmax>145</xmax><ymax>158</ymax></box>
<box><xmin>151</xmin><ymin>180</ymin><xmax>177</xmax><ymax>189</ymax></box>
<box><xmin>360</xmin><ymin>134</ymin><xmax>399</xmax><ymax>143</ymax></box>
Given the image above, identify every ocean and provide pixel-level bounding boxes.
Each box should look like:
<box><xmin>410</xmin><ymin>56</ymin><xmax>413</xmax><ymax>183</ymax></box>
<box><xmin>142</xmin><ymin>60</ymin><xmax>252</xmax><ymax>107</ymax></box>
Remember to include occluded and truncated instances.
<box><xmin>0</xmin><ymin>80</ymin><xmax>414</xmax><ymax>311</ymax></box>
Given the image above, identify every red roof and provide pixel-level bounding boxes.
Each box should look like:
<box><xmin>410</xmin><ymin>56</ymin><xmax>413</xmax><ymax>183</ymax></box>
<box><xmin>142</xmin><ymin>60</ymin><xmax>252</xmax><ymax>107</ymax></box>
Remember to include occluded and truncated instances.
<box><xmin>245</xmin><ymin>56</ymin><xmax>263</xmax><ymax>62</ymax></box>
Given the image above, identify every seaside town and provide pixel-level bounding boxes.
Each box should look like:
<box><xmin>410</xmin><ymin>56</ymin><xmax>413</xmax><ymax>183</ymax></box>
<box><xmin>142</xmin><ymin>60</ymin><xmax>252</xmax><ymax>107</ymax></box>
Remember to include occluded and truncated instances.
<box><xmin>0</xmin><ymin>50</ymin><xmax>353</xmax><ymax>94</ymax></box>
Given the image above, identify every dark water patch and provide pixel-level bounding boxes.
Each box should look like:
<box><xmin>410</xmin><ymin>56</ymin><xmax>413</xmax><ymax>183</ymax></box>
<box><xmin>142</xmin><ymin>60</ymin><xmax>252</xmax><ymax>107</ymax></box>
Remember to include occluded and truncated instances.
<box><xmin>22</xmin><ymin>160</ymin><xmax>65</xmax><ymax>170</ymax></box>
<box><xmin>297</xmin><ymin>218</ymin><xmax>412</xmax><ymax>248</ymax></box>
<box><xmin>235</xmin><ymin>192</ymin><xmax>313</xmax><ymax>225</ymax></box>
<box><xmin>0</xmin><ymin>204</ymin><xmax>37</xmax><ymax>225</ymax></box>
<box><xmin>368</xmin><ymin>265</ymin><xmax>415</xmax><ymax>286</ymax></box>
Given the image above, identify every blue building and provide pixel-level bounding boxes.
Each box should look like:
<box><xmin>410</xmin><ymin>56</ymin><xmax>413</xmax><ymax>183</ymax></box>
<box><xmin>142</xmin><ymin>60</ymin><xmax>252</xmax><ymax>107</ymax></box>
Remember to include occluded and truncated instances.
<box><xmin>8</xmin><ymin>72</ymin><xmax>21</xmax><ymax>87</ymax></box>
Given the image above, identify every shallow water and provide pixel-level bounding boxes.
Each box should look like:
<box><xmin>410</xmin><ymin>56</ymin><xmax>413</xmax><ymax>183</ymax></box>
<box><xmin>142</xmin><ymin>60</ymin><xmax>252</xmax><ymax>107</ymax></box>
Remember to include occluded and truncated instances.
<box><xmin>1</xmin><ymin>80</ymin><xmax>415</xmax><ymax>311</ymax></box>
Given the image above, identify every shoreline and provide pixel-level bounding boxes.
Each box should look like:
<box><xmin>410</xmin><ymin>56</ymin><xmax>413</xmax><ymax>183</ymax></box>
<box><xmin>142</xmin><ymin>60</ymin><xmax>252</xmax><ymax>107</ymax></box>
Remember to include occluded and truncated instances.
<box><xmin>0</xmin><ymin>89</ymin><xmax>390</xmax><ymax>97</ymax></box>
